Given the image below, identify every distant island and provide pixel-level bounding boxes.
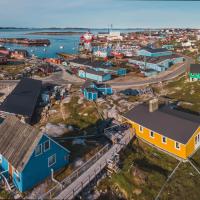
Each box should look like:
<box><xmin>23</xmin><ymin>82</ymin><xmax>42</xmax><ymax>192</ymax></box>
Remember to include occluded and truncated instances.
<box><xmin>26</xmin><ymin>31</ymin><xmax>85</xmax><ymax>36</ymax></box>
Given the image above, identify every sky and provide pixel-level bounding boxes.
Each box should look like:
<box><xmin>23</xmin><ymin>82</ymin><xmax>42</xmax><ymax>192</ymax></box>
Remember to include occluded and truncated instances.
<box><xmin>0</xmin><ymin>0</ymin><xmax>200</xmax><ymax>28</ymax></box>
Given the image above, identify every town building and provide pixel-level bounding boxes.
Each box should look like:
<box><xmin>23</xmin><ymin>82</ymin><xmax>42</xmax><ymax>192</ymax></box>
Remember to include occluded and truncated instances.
<box><xmin>11</xmin><ymin>49</ymin><xmax>29</xmax><ymax>59</ymax></box>
<box><xmin>78</xmin><ymin>68</ymin><xmax>111</xmax><ymax>82</ymax></box>
<box><xmin>0</xmin><ymin>47</ymin><xmax>10</xmax><ymax>56</ymax></box>
<box><xmin>162</xmin><ymin>44</ymin><xmax>174</xmax><ymax>50</ymax></box>
<box><xmin>70</xmin><ymin>58</ymin><xmax>127</xmax><ymax>78</ymax></box>
<box><xmin>128</xmin><ymin>54</ymin><xmax>184</xmax><ymax>76</ymax></box>
<box><xmin>122</xmin><ymin>99</ymin><xmax>200</xmax><ymax>159</ymax></box>
<box><xmin>137</xmin><ymin>47</ymin><xmax>172</xmax><ymax>57</ymax></box>
<box><xmin>0</xmin><ymin>115</ymin><xmax>70</xmax><ymax>192</ymax></box>
<box><xmin>0</xmin><ymin>78</ymin><xmax>42</xmax><ymax>123</ymax></box>
<box><xmin>0</xmin><ymin>54</ymin><xmax>8</xmax><ymax>65</ymax></box>
<box><xmin>81</xmin><ymin>80</ymin><xmax>113</xmax><ymax>101</ymax></box>
<box><xmin>189</xmin><ymin>64</ymin><xmax>200</xmax><ymax>81</ymax></box>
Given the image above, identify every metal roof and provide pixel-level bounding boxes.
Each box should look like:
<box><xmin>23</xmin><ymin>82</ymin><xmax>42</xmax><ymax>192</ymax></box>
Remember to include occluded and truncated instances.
<box><xmin>123</xmin><ymin>104</ymin><xmax>200</xmax><ymax>144</ymax></box>
<box><xmin>0</xmin><ymin>78</ymin><xmax>42</xmax><ymax>119</ymax></box>
<box><xmin>141</xmin><ymin>47</ymin><xmax>170</xmax><ymax>53</ymax></box>
<box><xmin>0</xmin><ymin>115</ymin><xmax>42</xmax><ymax>172</ymax></box>
<box><xmin>190</xmin><ymin>64</ymin><xmax>200</xmax><ymax>73</ymax></box>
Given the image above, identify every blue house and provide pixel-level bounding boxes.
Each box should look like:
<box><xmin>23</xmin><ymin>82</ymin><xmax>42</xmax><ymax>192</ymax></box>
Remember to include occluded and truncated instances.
<box><xmin>78</xmin><ymin>68</ymin><xmax>111</xmax><ymax>82</ymax></box>
<box><xmin>81</xmin><ymin>80</ymin><xmax>113</xmax><ymax>101</ymax></box>
<box><xmin>0</xmin><ymin>116</ymin><xmax>70</xmax><ymax>192</ymax></box>
<box><xmin>137</xmin><ymin>47</ymin><xmax>172</xmax><ymax>57</ymax></box>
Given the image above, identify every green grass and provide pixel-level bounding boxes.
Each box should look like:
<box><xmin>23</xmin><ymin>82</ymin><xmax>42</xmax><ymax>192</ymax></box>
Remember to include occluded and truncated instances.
<box><xmin>0</xmin><ymin>189</ymin><xmax>12</xmax><ymax>199</ymax></box>
<box><xmin>155</xmin><ymin>76</ymin><xmax>200</xmax><ymax>112</ymax></box>
<box><xmin>98</xmin><ymin>140</ymin><xmax>200</xmax><ymax>200</ymax></box>
<box><xmin>98</xmin><ymin>140</ymin><xmax>178</xmax><ymax>200</ymax></box>
<box><xmin>160</xmin><ymin>162</ymin><xmax>200</xmax><ymax>200</ymax></box>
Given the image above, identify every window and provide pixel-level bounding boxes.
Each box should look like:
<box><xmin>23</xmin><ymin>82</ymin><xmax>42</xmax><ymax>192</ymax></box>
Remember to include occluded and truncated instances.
<box><xmin>175</xmin><ymin>142</ymin><xmax>180</xmax><ymax>150</ymax></box>
<box><xmin>150</xmin><ymin>131</ymin><xmax>154</xmax><ymax>138</ymax></box>
<box><xmin>162</xmin><ymin>137</ymin><xmax>167</xmax><ymax>144</ymax></box>
<box><xmin>0</xmin><ymin>154</ymin><xmax>2</xmax><ymax>164</ymax></box>
<box><xmin>139</xmin><ymin>125</ymin><xmax>143</xmax><ymax>133</ymax></box>
<box><xmin>44</xmin><ymin>140</ymin><xmax>50</xmax><ymax>152</ymax></box>
<box><xmin>35</xmin><ymin>144</ymin><xmax>42</xmax><ymax>156</ymax></box>
<box><xmin>14</xmin><ymin>170</ymin><xmax>20</xmax><ymax>182</ymax></box>
<box><xmin>48</xmin><ymin>154</ymin><xmax>56</xmax><ymax>167</ymax></box>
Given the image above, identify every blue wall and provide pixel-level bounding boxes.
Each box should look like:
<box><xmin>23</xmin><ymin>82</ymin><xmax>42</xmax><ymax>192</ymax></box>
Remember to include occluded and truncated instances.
<box><xmin>0</xmin><ymin>134</ymin><xmax>70</xmax><ymax>192</ymax></box>
<box><xmin>78</xmin><ymin>70</ymin><xmax>111</xmax><ymax>82</ymax></box>
<box><xmin>137</xmin><ymin>49</ymin><xmax>172</xmax><ymax>57</ymax></box>
<box><xmin>83</xmin><ymin>89</ymin><xmax>98</xmax><ymax>101</ymax></box>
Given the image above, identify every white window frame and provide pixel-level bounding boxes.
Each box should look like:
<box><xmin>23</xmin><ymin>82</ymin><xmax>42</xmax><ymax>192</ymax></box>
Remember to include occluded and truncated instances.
<box><xmin>139</xmin><ymin>125</ymin><xmax>143</xmax><ymax>133</ymax></box>
<box><xmin>150</xmin><ymin>131</ymin><xmax>154</xmax><ymax>138</ymax></box>
<box><xmin>162</xmin><ymin>136</ymin><xmax>167</xmax><ymax>144</ymax></box>
<box><xmin>48</xmin><ymin>154</ymin><xmax>56</xmax><ymax>167</ymax></box>
<box><xmin>175</xmin><ymin>142</ymin><xmax>181</xmax><ymax>150</ymax></box>
<box><xmin>44</xmin><ymin>140</ymin><xmax>50</xmax><ymax>152</ymax></box>
<box><xmin>35</xmin><ymin>144</ymin><xmax>42</xmax><ymax>156</ymax></box>
<box><xmin>14</xmin><ymin>170</ymin><xmax>20</xmax><ymax>180</ymax></box>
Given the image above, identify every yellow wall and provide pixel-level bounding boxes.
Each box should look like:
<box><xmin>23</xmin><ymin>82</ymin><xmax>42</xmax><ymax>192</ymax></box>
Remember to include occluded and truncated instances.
<box><xmin>127</xmin><ymin>120</ymin><xmax>187</xmax><ymax>159</ymax></box>
<box><xmin>186</xmin><ymin>127</ymin><xmax>200</xmax><ymax>157</ymax></box>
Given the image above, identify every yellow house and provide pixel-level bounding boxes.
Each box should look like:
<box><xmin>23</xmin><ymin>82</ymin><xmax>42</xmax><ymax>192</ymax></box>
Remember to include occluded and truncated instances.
<box><xmin>122</xmin><ymin>101</ymin><xmax>200</xmax><ymax>159</ymax></box>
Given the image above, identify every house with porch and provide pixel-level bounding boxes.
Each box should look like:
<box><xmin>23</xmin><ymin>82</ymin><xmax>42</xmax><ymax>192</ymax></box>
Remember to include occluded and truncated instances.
<box><xmin>0</xmin><ymin>116</ymin><xmax>70</xmax><ymax>192</ymax></box>
<box><xmin>81</xmin><ymin>80</ymin><xmax>113</xmax><ymax>101</ymax></box>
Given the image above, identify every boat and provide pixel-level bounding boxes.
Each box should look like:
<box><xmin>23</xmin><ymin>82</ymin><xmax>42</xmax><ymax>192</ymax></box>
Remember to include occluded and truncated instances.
<box><xmin>60</xmin><ymin>46</ymin><xmax>64</xmax><ymax>49</ymax></box>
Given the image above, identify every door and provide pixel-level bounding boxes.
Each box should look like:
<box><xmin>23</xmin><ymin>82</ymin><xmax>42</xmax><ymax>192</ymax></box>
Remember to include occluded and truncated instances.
<box><xmin>8</xmin><ymin>164</ymin><xmax>13</xmax><ymax>177</ymax></box>
<box><xmin>195</xmin><ymin>133</ymin><xmax>200</xmax><ymax>149</ymax></box>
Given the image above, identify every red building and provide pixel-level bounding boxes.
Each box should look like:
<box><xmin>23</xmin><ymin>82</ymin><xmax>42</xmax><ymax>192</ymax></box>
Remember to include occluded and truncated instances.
<box><xmin>44</xmin><ymin>58</ymin><xmax>63</xmax><ymax>65</ymax></box>
<box><xmin>11</xmin><ymin>49</ymin><xmax>29</xmax><ymax>59</ymax></box>
<box><xmin>0</xmin><ymin>47</ymin><xmax>10</xmax><ymax>56</ymax></box>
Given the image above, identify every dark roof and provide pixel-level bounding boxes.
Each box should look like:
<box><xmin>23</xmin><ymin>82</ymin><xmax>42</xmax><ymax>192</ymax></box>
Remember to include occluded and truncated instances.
<box><xmin>142</xmin><ymin>47</ymin><xmax>170</xmax><ymax>53</ymax></box>
<box><xmin>190</xmin><ymin>64</ymin><xmax>200</xmax><ymax>73</ymax></box>
<box><xmin>123</xmin><ymin>104</ymin><xmax>200</xmax><ymax>144</ymax></box>
<box><xmin>85</xmin><ymin>88</ymin><xmax>98</xmax><ymax>93</ymax></box>
<box><xmin>81</xmin><ymin>80</ymin><xmax>96</xmax><ymax>91</ymax></box>
<box><xmin>0</xmin><ymin>115</ymin><xmax>43</xmax><ymax>171</ymax></box>
<box><xmin>85</xmin><ymin>68</ymin><xmax>107</xmax><ymax>76</ymax></box>
<box><xmin>130</xmin><ymin>54</ymin><xmax>182</xmax><ymax>65</ymax></box>
<box><xmin>0</xmin><ymin>78</ymin><xmax>42</xmax><ymax>118</ymax></box>
<box><xmin>0</xmin><ymin>47</ymin><xmax>7</xmax><ymax>50</ymax></box>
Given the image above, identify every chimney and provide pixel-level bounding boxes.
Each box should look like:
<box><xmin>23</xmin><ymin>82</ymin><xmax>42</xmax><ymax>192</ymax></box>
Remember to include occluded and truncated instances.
<box><xmin>149</xmin><ymin>98</ymin><xmax>159</xmax><ymax>112</ymax></box>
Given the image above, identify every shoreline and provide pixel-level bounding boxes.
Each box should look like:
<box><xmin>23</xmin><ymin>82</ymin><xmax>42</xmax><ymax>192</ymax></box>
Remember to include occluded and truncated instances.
<box><xmin>26</xmin><ymin>32</ymin><xmax>85</xmax><ymax>36</ymax></box>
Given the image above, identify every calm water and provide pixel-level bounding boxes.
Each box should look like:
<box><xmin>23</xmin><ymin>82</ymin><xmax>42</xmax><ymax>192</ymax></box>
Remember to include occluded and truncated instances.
<box><xmin>0</xmin><ymin>28</ymin><xmax>143</xmax><ymax>58</ymax></box>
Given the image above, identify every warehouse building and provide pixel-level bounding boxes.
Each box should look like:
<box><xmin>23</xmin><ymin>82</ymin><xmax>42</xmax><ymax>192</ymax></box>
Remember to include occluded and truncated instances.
<box><xmin>0</xmin><ymin>78</ymin><xmax>42</xmax><ymax>123</ymax></box>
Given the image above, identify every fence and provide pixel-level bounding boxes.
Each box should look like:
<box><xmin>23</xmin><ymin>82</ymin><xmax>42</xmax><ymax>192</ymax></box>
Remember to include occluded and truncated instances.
<box><xmin>39</xmin><ymin>144</ymin><xmax>110</xmax><ymax>200</ymax></box>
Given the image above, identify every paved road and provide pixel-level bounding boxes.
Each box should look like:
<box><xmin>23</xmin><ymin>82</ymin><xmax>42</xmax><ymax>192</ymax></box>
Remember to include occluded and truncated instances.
<box><xmin>0</xmin><ymin>56</ymin><xmax>193</xmax><ymax>88</ymax></box>
<box><xmin>55</xmin><ymin>129</ymin><xmax>134</xmax><ymax>200</ymax></box>
<box><xmin>109</xmin><ymin>56</ymin><xmax>193</xmax><ymax>88</ymax></box>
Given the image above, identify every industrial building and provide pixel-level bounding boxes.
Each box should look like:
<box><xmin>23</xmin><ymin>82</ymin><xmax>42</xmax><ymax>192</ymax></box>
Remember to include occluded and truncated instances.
<box><xmin>0</xmin><ymin>78</ymin><xmax>42</xmax><ymax>123</ymax></box>
<box><xmin>78</xmin><ymin>68</ymin><xmax>111</xmax><ymax>82</ymax></box>
<box><xmin>137</xmin><ymin>47</ymin><xmax>172</xmax><ymax>57</ymax></box>
<box><xmin>70</xmin><ymin>58</ymin><xmax>127</xmax><ymax>80</ymax></box>
<box><xmin>129</xmin><ymin>54</ymin><xmax>184</xmax><ymax>76</ymax></box>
